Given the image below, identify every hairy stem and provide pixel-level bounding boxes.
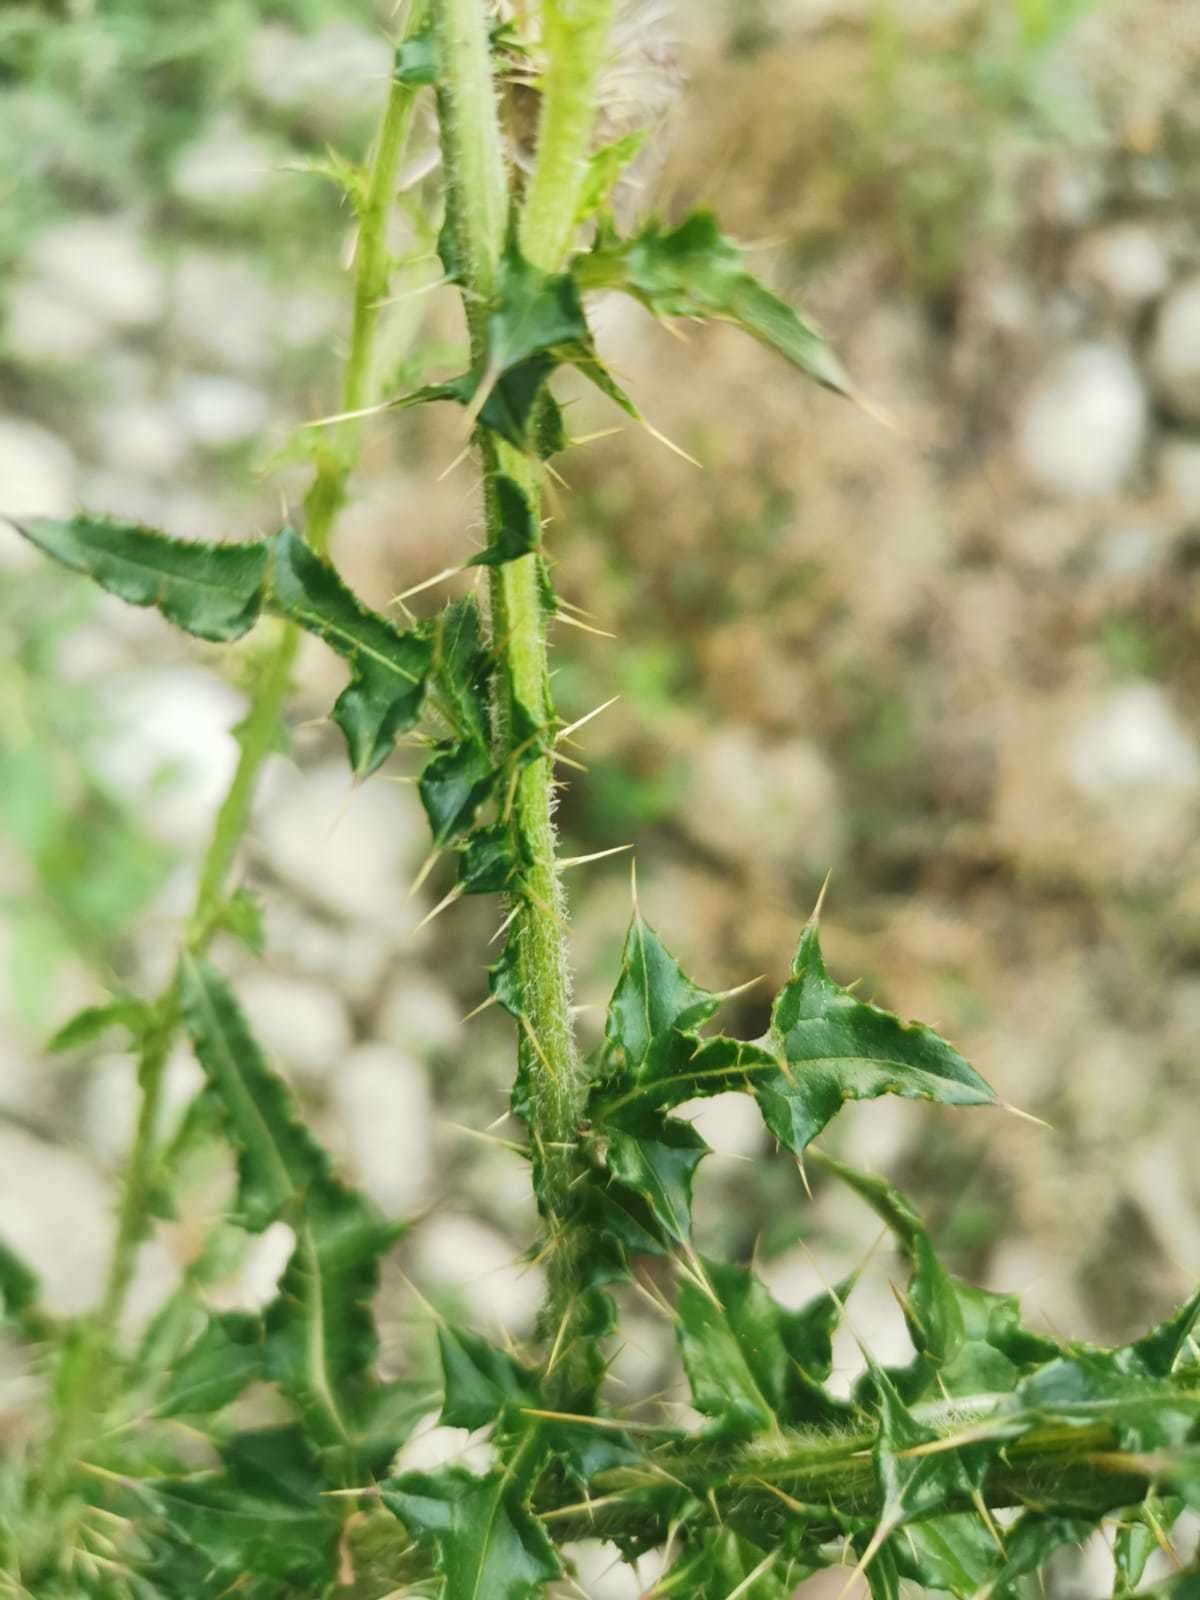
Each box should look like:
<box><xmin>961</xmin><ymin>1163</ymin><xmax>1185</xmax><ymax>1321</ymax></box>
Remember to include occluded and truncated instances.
<box><xmin>432</xmin><ymin>0</ymin><xmax>614</xmax><ymax>1407</ymax></box>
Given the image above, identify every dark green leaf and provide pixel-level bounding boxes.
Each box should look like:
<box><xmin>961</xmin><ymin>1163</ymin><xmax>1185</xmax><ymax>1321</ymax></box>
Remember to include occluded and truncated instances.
<box><xmin>605</xmin><ymin>1113</ymin><xmax>707</xmax><ymax>1246</ymax></box>
<box><xmin>394</xmin><ymin>28</ymin><xmax>436</xmax><ymax>85</ymax></box>
<box><xmin>576</xmin><ymin>211</ymin><xmax>854</xmax><ymax>398</ymax></box>
<box><xmin>605</xmin><ymin>911</ymin><xmax>721</xmax><ymax>1076</ymax></box>
<box><xmin>872</xmin><ymin>1361</ymin><xmax>991</xmax><ymax>1537</ymax></box>
<box><xmin>382</xmin><ymin>1461</ymin><xmax>559</xmax><ymax>1600</ymax></box>
<box><xmin>263</xmin><ymin>1178</ymin><xmax>401</xmax><ymax>1451</ymax></box>
<box><xmin>180</xmin><ymin>957</ymin><xmax>327</xmax><ymax>1230</ymax></box>
<box><xmin>0</xmin><ymin>1238</ymin><xmax>39</xmax><ymax>1326</ymax></box>
<box><xmin>9</xmin><ymin>516</ymin><xmax>268</xmax><ymax>642</ymax></box>
<box><xmin>154</xmin><ymin>1310</ymin><xmax>263</xmax><ymax>1418</ymax></box>
<box><xmin>268</xmin><ymin>526</ymin><xmax>431</xmax><ymax>776</ymax></box>
<box><xmin>892</xmin><ymin>1513</ymin><xmax>1001</xmax><ymax>1598</ymax></box>
<box><xmin>677</xmin><ymin>1256</ymin><xmax>852</xmax><ymax>1437</ymax></box>
<box><xmin>460</xmin><ymin>822</ymin><xmax>516</xmax><ymax>895</ymax></box>
<box><xmin>429</xmin><ymin>595</ymin><xmax>491</xmax><ymax>746</ymax></box>
<box><xmin>483</xmin><ymin>245</ymin><xmax>588</xmax><ymax>382</ymax></box>
<box><xmin>984</xmin><ymin>1514</ymin><xmax>1094</xmax><ymax>1593</ymax></box>
<box><xmin>1132</xmin><ymin>1287</ymin><xmax>1200</xmax><ymax>1379</ymax></box>
<box><xmin>532</xmin><ymin>390</ymin><xmax>567</xmax><ymax>460</ymax></box>
<box><xmin>143</xmin><ymin>1427</ymin><xmax>339</xmax><ymax>1599</ymax></box>
<box><xmin>489</xmin><ymin>936</ymin><xmax>523</xmax><ymax>1020</ymax></box>
<box><xmin>470</xmin><ymin>475</ymin><xmax>538</xmax><ymax>566</ymax></box>
<box><xmin>437</xmin><ymin>1324</ymin><xmax>535</xmax><ymax>1430</ymax></box>
<box><xmin>656</xmin><ymin>1529</ymin><xmax>792</xmax><ymax>1598</ymax></box>
<box><xmin>1114</xmin><ymin>1495</ymin><xmax>1181</xmax><ymax>1596</ymax></box>
<box><xmin>46</xmin><ymin>996</ymin><xmax>154</xmax><ymax>1052</ymax></box>
<box><xmin>419</xmin><ymin>738</ymin><xmax>497</xmax><ymax>847</ymax></box>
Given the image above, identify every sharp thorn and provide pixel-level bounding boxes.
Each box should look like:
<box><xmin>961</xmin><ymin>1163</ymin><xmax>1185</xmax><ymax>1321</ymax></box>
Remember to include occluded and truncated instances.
<box><xmin>556</xmin><ymin>695</ymin><xmax>620</xmax><ymax>742</ymax></box>
<box><xmin>408</xmin><ymin>848</ymin><xmax>441</xmax><ymax>898</ymax></box>
<box><xmin>391</xmin><ymin>565</ymin><xmax>465</xmax><ymax>605</ymax></box>
<box><xmin>413</xmin><ymin>883</ymin><xmax>464</xmax><ymax>933</ymax></box>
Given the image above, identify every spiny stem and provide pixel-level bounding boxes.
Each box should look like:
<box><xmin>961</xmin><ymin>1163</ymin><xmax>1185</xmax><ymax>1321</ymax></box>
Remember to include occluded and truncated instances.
<box><xmin>431</xmin><ymin>0</ymin><xmax>615</xmax><ymax>1408</ymax></box>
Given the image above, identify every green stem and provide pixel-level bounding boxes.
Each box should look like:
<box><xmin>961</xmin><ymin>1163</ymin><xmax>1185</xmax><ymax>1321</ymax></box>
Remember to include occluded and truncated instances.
<box><xmin>431</xmin><ymin>0</ymin><xmax>614</xmax><ymax>1407</ymax></box>
<box><xmin>304</xmin><ymin>21</ymin><xmax>429</xmax><ymax>549</ymax></box>
<box><xmin>42</xmin><ymin>41</ymin><xmax>427</xmax><ymax>1493</ymax></box>
<box><xmin>519</xmin><ymin>0</ymin><xmax>617</xmax><ymax>271</ymax></box>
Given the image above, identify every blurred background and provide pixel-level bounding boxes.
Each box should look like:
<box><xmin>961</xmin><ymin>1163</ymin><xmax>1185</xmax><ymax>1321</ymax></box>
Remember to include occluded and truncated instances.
<box><xmin>2</xmin><ymin>0</ymin><xmax>1200</xmax><ymax>1585</ymax></box>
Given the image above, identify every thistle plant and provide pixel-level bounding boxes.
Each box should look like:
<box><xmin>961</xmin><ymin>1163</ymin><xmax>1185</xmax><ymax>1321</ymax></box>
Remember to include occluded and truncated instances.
<box><xmin>3</xmin><ymin>5</ymin><xmax>1200</xmax><ymax>1598</ymax></box>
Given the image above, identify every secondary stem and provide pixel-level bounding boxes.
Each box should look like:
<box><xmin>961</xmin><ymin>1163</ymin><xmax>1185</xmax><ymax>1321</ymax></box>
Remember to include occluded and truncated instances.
<box><xmin>432</xmin><ymin>0</ymin><xmax>614</xmax><ymax>1407</ymax></box>
<box><xmin>45</xmin><ymin>44</ymin><xmax>426</xmax><ymax>1490</ymax></box>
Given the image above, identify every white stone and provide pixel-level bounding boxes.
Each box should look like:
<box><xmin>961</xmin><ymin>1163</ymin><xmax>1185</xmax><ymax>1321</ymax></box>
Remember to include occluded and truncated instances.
<box><xmin>683</xmin><ymin>728</ymin><xmax>844</xmax><ymax>875</ymax></box>
<box><xmin>4</xmin><ymin>279</ymin><xmax>109</xmax><ymax>365</ymax></box>
<box><xmin>1067</xmin><ymin>683</ymin><xmax>1200</xmax><ymax>796</ymax></box>
<box><xmin>1150</xmin><ymin>275</ymin><xmax>1200</xmax><ymax>422</ymax></box>
<box><xmin>1160</xmin><ymin>435</ymin><xmax>1200</xmax><ymax>514</ymax></box>
<box><xmin>378</xmin><ymin>974</ymin><xmax>462</xmax><ymax>1058</ymax></box>
<box><xmin>247</xmin><ymin>23</ymin><xmax>393</xmax><ymax>136</ymax></box>
<box><xmin>94</xmin><ymin>398</ymin><xmax>186</xmax><ymax>478</ymax></box>
<box><xmin>0</xmin><ymin>419</ymin><xmax>77</xmax><ymax>570</ymax></box>
<box><xmin>209</xmin><ymin>1221</ymin><xmax>296</xmax><ymax>1312</ymax></box>
<box><xmin>673</xmin><ymin>1090</ymin><xmax>763</xmax><ymax>1159</ymax></box>
<box><xmin>99</xmin><ymin>667</ymin><xmax>246</xmax><ymax>847</ymax></box>
<box><xmin>172</xmin><ymin>373</ymin><xmax>269</xmax><ymax>449</ymax></box>
<box><xmin>28</xmin><ymin>215</ymin><xmax>165</xmax><ymax>331</ymax></box>
<box><xmin>1073</xmin><ymin>222</ymin><xmax>1169</xmax><ymax>307</ymax></box>
<box><xmin>331</xmin><ymin>1043</ymin><xmax>432</xmax><ymax>1215</ymax></box>
<box><xmin>237</xmin><ymin>971</ymin><xmax>352</xmax><ymax>1085</ymax></box>
<box><xmin>0</xmin><ymin>1125</ymin><xmax>112</xmax><ymax>1315</ymax></box>
<box><xmin>391</xmin><ymin>1410</ymin><xmax>496</xmax><ymax>1476</ymax></box>
<box><xmin>561</xmin><ymin>1542</ymin><xmax>665</xmax><ymax>1599</ymax></box>
<box><xmin>255</xmin><ymin>758</ymin><xmax>429</xmax><ymax>927</ymax></box>
<box><xmin>411</xmin><ymin>1213</ymin><xmax>545</xmax><ymax>1335</ymax></box>
<box><xmin>171</xmin><ymin>115</ymin><xmax>283</xmax><ymax>219</ymax></box>
<box><xmin>172</xmin><ymin>252</ymin><xmax>276</xmax><ymax>375</ymax></box>
<box><xmin>1015</xmin><ymin>342</ymin><xmax>1148</xmax><ymax>498</ymax></box>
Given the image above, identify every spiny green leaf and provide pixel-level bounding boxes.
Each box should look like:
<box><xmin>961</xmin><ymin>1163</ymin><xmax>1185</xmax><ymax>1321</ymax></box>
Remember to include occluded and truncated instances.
<box><xmin>489</xmin><ymin>935</ymin><xmax>523</xmax><ymax>1020</ymax></box>
<box><xmin>576</xmin><ymin>130</ymin><xmax>647</xmax><ymax>223</ymax></box>
<box><xmin>656</xmin><ymin>1528</ymin><xmax>793</xmax><ymax>1598</ymax></box>
<box><xmin>872</xmin><ymin>1361</ymin><xmax>992</xmax><ymax>1536</ymax></box>
<box><xmin>759</xmin><ymin>916</ymin><xmax>996</xmax><ymax>1153</ymax></box>
<box><xmin>263</xmin><ymin>1178</ymin><xmax>402</xmax><ymax>1452</ymax></box>
<box><xmin>983</xmin><ymin>1513</ymin><xmax>1095</xmax><ymax>1594</ymax></box>
<box><xmin>437</xmin><ymin>1324</ymin><xmax>536</xmax><ymax>1431</ymax></box>
<box><xmin>1114</xmin><ymin>1494</ymin><xmax>1181</xmax><ymax>1596</ymax></box>
<box><xmin>577</xmin><ymin>210</ymin><xmax>854</xmax><ymax>399</ymax></box>
<box><xmin>8</xmin><ymin>516</ymin><xmax>268</xmax><ymax>642</ymax></box>
<box><xmin>143</xmin><ymin>1427</ymin><xmax>340</xmax><ymax>1599</ymax></box>
<box><xmin>605</xmin><ymin>911</ymin><xmax>721</xmax><ymax>1076</ymax></box>
<box><xmin>484</xmin><ymin>244</ymin><xmax>589</xmax><ymax>382</ymax></box>
<box><xmin>817</xmin><ymin>1152</ymin><xmax>1059</xmax><ymax>1400</ymax></box>
<box><xmin>1011</xmin><ymin>1351</ymin><xmax>1200</xmax><ymax>1453</ymax></box>
<box><xmin>470</xmin><ymin>475</ymin><xmax>538</xmax><ymax>567</ymax></box>
<box><xmin>46</xmin><ymin>995</ymin><xmax>155</xmax><ymax>1053</ymax></box>
<box><xmin>604</xmin><ymin>1113</ymin><xmax>708</xmax><ymax>1246</ymax></box>
<box><xmin>677</xmin><ymin>1256</ymin><xmax>852</xmax><ymax>1437</ymax></box>
<box><xmin>429</xmin><ymin>595</ymin><xmax>491</xmax><ymax>746</ymax></box>
<box><xmin>153</xmin><ymin>1310</ymin><xmax>264</xmax><ymax>1419</ymax></box>
<box><xmin>1132</xmin><ymin>1287</ymin><xmax>1200</xmax><ymax>1379</ymax></box>
<box><xmin>269</xmin><ymin>525</ymin><xmax>431</xmax><ymax>776</ymax></box>
<box><xmin>419</xmin><ymin>738</ymin><xmax>497</xmax><ymax>847</ymax></box>
<box><xmin>180</xmin><ymin>961</ymin><xmax>402</xmax><ymax>1454</ymax></box>
<box><xmin>180</xmin><ymin>957</ymin><xmax>326</xmax><ymax>1230</ymax></box>
<box><xmin>460</xmin><ymin>821</ymin><xmax>516</xmax><ymax>895</ymax></box>
<box><xmin>892</xmin><ymin>1513</ymin><xmax>1002</xmax><ymax>1598</ymax></box>
<box><xmin>382</xmin><ymin>1458</ymin><xmax>559</xmax><ymax>1600</ymax></box>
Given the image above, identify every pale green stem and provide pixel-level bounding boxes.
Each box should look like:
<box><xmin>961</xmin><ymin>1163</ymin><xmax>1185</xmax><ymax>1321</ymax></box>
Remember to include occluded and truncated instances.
<box><xmin>431</xmin><ymin>0</ymin><xmax>614</xmax><ymax>1406</ymax></box>
<box><xmin>44</xmin><ymin>45</ymin><xmax>426</xmax><ymax>1493</ymax></box>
